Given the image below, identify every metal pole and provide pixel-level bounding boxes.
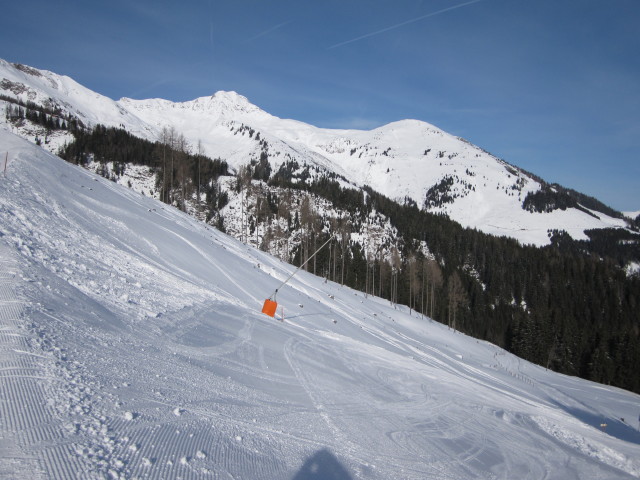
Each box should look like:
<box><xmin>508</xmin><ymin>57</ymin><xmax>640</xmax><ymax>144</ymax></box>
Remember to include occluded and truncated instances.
<box><xmin>270</xmin><ymin>234</ymin><xmax>334</xmax><ymax>301</ymax></box>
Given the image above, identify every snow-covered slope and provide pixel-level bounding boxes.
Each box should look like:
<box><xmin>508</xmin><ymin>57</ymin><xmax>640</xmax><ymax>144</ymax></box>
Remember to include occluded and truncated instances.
<box><xmin>1</xmin><ymin>129</ymin><xmax>639</xmax><ymax>479</ymax></box>
<box><xmin>0</xmin><ymin>59</ymin><xmax>155</xmax><ymax>139</ymax></box>
<box><xmin>0</xmin><ymin>59</ymin><xmax>632</xmax><ymax>246</ymax></box>
<box><xmin>625</xmin><ymin>210</ymin><xmax>640</xmax><ymax>221</ymax></box>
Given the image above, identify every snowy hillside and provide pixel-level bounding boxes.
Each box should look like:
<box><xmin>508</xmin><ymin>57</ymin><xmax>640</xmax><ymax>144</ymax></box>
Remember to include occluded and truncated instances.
<box><xmin>1</xmin><ymin>58</ymin><xmax>632</xmax><ymax>246</ymax></box>
<box><xmin>0</xmin><ymin>59</ymin><xmax>156</xmax><ymax>140</ymax></box>
<box><xmin>2</xmin><ymin>129</ymin><xmax>640</xmax><ymax>479</ymax></box>
<box><xmin>625</xmin><ymin>210</ymin><xmax>640</xmax><ymax>221</ymax></box>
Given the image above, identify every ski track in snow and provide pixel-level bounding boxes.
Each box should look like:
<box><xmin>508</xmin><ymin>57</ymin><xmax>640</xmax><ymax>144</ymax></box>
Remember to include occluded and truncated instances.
<box><xmin>1</xmin><ymin>129</ymin><xmax>640</xmax><ymax>479</ymax></box>
<box><xmin>0</xmin><ymin>242</ymin><xmax>48</xmax><ymax>479</ymax></box>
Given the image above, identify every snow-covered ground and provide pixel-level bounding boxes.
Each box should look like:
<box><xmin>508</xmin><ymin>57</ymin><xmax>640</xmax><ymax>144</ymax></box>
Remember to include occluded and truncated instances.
<box><xmin>1</xmin><ymin>129</ymin><xmax>640</xmax><ymax>479</ymax></box>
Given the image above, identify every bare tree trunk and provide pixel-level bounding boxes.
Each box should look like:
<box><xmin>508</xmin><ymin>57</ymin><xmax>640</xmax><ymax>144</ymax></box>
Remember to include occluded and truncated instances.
<box><xmin>169</xmin><ymin>129</ymin><xmax>175</xmax><ymax>205</ymax></box>
<box><xmin>447</xmin><ymin>271</ymin><xmax>467</xmax><ymax>331</ymax></box>
<box><xmin>372</xmin><ymin>259</ymin><xmax>375</xmax><ymax>298</ymax></box>
<box><xmin>197</xmin><ymin>140</ymin><xmax>204</xmax><ymax>211</ymax></box>
<box><xmin>333</xmin><ymin>234</ymin><xmax>337</xmax><ymax>283</ymax></box>
<box><xmin>379</xmin><ymin>258</ymin><xmax>384</xmax><ymax>298</ymax></box>
<box><xmin>431</xmin><ymin>282</ymin><xmax>435</xmax><ymax>318</ymax></box>
<box><xmin>365</xmin><ymin>257</ymin><xmax>369</xmax><ymax>298</ymax></box>
<box><xmin>313</xmin><ymin>231</ymin><xmax>317</xmax><ymax>276</ymax></box>
<box><xmin>341</xmin><ymin>243</ymin><xmax>345</xmax><ymax>286</ymax></box>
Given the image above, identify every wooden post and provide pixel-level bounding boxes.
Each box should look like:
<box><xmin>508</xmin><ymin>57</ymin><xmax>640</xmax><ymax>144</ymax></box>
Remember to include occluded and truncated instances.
<box><xmin>3</xmin><ymin>152</ymin><xmax>7</xmax><ymax>175</ymax></box>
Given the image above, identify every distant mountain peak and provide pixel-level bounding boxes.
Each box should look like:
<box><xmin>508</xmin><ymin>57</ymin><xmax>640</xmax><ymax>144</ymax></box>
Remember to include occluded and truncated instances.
<box><xmin>210</xmin><ymin>90</ymin><xmax>249</xmax><ymax>105</ymax></box>
<box><xmin>118</xmin><ymin>90</ymin><xmax>267</xmax><ymax>120</ymax></box>
<box><xmin>197</xmin><ymin>90</ymin><xmax>263</xmax><ymax>115</ymax></box>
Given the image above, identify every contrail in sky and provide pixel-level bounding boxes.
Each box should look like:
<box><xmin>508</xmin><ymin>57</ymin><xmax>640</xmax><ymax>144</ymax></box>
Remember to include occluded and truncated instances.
<box><xmin>328</xmin><ymin>0</ymin><xmax>485</xmax><ymax>49</ymax></box>
<box><xmin>245</xmin><ymin>21</ymin><xmax>291</xmax><ymax>43</ymax></box>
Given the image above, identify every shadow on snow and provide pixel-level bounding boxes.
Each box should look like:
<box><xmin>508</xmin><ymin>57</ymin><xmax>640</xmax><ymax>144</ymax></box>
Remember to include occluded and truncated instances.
<box><xmin>291</xmin><ymin>448</ymin><xmax>353</xmax><ymax>480</ymax></box>
<box><xmin>551</xmin><ymin>401</ymin><xmax>640</xmax><ymax>445</ymax></box>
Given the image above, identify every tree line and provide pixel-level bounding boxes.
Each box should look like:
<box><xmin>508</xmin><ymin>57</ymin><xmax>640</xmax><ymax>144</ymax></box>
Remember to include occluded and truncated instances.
<box><xmin>3</xmin><ymin>95</ymin><xmax>85</xmax><ymax>142</ymax></box>
<box><xmin>58</xmin><ymin>125</ymin><xmax>230</xmax><ymax>225</ymax></box>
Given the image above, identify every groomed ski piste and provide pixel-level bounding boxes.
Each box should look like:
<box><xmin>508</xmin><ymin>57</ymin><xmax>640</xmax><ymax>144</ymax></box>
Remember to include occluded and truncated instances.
<box><xmin>1</xmin><ymin>128</ymin><xmax>639</xmax><ymax>479</ymax></box>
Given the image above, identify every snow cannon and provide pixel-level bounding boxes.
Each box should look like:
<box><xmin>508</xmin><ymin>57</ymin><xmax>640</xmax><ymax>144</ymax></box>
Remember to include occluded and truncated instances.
<box><xmin>261</xmin><ymin>234</ymin><xmax>334</xmax><ymax>319</ymax></box>
<box><xmin>262</xmin><ymin>298</ymin><xmax>277</xmax><ymax>317</ymax></box>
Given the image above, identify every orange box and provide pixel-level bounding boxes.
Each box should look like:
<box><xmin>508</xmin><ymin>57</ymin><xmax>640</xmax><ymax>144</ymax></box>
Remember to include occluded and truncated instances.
<box><xmin>261</xmin><ymin>299</ymin><xmax>277</xmax><ymax>317</ymax></box>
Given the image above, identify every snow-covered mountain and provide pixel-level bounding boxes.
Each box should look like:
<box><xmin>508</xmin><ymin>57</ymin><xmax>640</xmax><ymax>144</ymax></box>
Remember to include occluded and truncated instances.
<box><xmin>2</xmin><ymin>129</ymin><xmax>639</xmax><ymax>479</ymax></box>
<box><xmin>0</xmin><ymin>58</ymin><xmax>632</xmax><ymax>246</ymax></box>
<box><xmin>625</xmin><ymin>210</ymin><xmax>640</xmax><ymax>221</ymax></box>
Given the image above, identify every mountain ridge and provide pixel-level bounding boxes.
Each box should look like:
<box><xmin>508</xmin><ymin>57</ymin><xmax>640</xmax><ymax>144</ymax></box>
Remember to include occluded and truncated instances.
<box><xmin>119</xmin><ymin>90</ymin><xmax>268</xmax><ymax>118</ymax></box>
<box><xmin>0</xmin><ymin>58</ymin><xmax>634</xmax><ymax>247</ymax></box>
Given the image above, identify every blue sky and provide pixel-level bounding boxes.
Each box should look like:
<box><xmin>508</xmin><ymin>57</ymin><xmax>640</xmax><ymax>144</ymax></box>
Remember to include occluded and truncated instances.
<box><xmin>2</xmin><ymin>0</ymin><xmax>639</xmax><ymax>211</ymax></box>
